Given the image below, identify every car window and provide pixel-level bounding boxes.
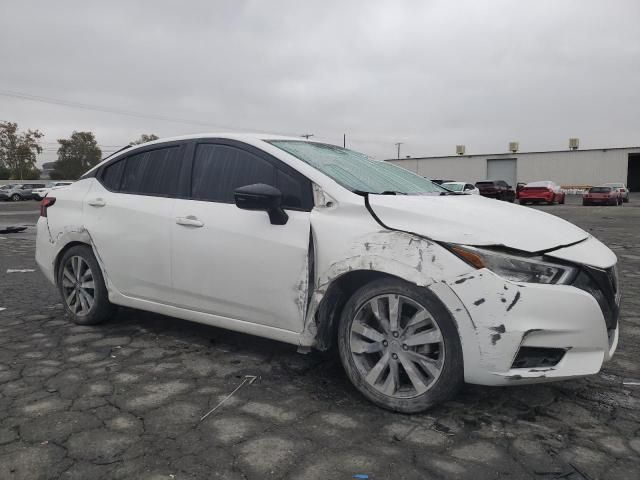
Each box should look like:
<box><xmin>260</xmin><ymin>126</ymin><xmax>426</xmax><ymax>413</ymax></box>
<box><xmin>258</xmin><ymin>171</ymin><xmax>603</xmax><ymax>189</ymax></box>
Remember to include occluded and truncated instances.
<box><xmin>465</xmin><ymin>184</ymin><xmax>474</xmax><ymax>190</ymax></box>
<box><xmin>119</xmin><ymin>146</ymin><xmax>182</xmax><ymax>196</ymax></box>
<box><xmin>101</xmin><ymin>159</ymin><xmax>126</xmax><ymax>191</ymax></box>
<box><xmin>442</xmin><ymin>183</ymin><xmax>463</xmax><ymax>191</ymax></box>
<box><xmin>191</xmin><ymin>143</ymin><xmax>313</xmax><ymax>210</ymax></box>
<box><xmin>268</xmin><ymin>140</ymin><xmax>446</xmax><ymax>195</ymax></box>
<box><xmin>192</xmin><ymin>144</ymin><xmax>275</xmax><ymax>203</ymax></box>
<box><xmin>590</xmin><ymin>187</ymin><xmax>611</xmax><ymax>193</ymax></box>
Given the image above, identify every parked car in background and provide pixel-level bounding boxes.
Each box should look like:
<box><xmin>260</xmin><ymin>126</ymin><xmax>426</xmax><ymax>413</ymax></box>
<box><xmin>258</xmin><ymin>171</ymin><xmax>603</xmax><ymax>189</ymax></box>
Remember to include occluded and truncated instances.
<box><xmin>32</xmin><ymin>181</ymin><xmax>74</xmax><ymax>200</ymax></box>
<box><xmin>583</xmin><ymin>186</ymin><xmax>622</xmax><ymax>206</ymax></box>
<box><xmin>0</xmin><ymin>183</ymin><xmax>46</xmax><ymax>201</ymax></box>
<box><xmin>36</xmin><ymin>133</ymin><xmax>620</xmax><ymax>413</ymax></box>
<box><xmin>442</xmin><ymin>181</ymin><xmax>480</xmax><ymax>194</ymax></box>
<box><xmin>518</xmin><ymin>181</ymin><xmax>566</xmax><ymax>205</ymax></box>
<box><xmin>430</xmin><ymin>179</ymin><xmax>454</xmax><ymax>185</ymax></box>
<box><xmin>603</xmin><ymin>183</ymin><xmax>629</xmax><ymax>203</ymax></box>
<box><xmin>475</xmin><ymin>180</ymin><xmax>516</xmax><ymax>202</ymax></box>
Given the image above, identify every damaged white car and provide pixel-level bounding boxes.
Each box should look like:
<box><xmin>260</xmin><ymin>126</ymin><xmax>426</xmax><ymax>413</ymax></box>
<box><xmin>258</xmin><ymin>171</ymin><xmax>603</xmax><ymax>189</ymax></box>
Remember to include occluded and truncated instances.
<box><xmin>36</xmin><ymin>134</ymin><xmax>620</xmax><ymax>412</ymax></box>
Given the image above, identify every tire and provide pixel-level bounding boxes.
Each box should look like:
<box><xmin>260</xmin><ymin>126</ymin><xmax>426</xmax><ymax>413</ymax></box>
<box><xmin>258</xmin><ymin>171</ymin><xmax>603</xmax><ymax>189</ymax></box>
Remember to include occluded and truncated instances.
<box><xmin>582</xmin><ymin>200</ymin><xmax>589</xmax><ymax>206</ymax></box>
<box><xmin>337</xmin><ymin>278</ymin><xmax>464</xmax><ymax>413</ymax></box>
<box><xmin>57</xmin><ymin>244</ymin><xmax>114</xmax><ymax>325</ymax></box>
<box><xmin>623</xmin><ymin>197</ymin><xmax>629</xmax><ymax>203</ymax></box>
<box><xmin>10</xmin><ymin>194</ymin><xmax>21</xmax><ymax>202</ymax></box>
<box><xmin>559</xmin><ymin>195</ymin><xmax>565</xmax><ymax>205</ymax></box>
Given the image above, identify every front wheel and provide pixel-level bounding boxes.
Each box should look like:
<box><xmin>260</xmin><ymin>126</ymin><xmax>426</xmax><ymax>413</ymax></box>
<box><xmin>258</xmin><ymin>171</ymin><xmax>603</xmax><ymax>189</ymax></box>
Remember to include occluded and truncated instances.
<box><xmin>338</xmin><ymin>279</ymin><xmax>463</xmax><ymax>413</ymax></box>
<box><xmin>10</xmin><ymin>194</ymin><xmax>21</xmax><ymax>202</ymax></box>
<box><xmin>57</xmin><ymin>245</ymin><xmax>114</xmax><ymax>325</ymax></box>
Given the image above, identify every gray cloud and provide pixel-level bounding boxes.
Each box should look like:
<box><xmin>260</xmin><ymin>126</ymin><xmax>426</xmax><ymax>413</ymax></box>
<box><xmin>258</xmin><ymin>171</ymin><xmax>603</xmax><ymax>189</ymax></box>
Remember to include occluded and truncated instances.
<box><xmin>1</xmin><ymin>0</ymin><xmax>639</xmax><ymax>165</ymax></box>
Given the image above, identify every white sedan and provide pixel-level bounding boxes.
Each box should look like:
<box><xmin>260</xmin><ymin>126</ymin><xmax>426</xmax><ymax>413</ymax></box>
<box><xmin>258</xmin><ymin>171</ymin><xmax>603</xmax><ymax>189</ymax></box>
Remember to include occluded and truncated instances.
<box><xmin>35</xmin><ymin>133</ymin><xmax>619</xmax><ymax>412</ymax></box>
<box><xmin>442</xmin><ymin>181</ymin><xmax>480</xmax><ymax>195</ymax></box>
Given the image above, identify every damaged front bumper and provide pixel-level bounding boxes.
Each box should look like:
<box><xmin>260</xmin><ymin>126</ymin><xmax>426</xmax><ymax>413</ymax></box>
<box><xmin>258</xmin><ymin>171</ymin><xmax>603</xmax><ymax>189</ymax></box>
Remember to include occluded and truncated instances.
<box><xmin>431</xmin><ymin>267</ymin><xmax>619</xmax><ymax>386</ymax></box>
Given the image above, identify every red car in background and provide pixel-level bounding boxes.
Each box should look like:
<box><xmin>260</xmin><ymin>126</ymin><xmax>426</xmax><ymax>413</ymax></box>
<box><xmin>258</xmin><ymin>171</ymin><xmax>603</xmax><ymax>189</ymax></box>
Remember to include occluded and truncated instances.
<box><xmin>517</xmin><ymin>181</ymin><xmax>566</xmax><ymax>205</ymax></box>
<box><xmin>583</xmin><ymin>186</ymin><xmax>622</xmax><ymax>206</ymax></box>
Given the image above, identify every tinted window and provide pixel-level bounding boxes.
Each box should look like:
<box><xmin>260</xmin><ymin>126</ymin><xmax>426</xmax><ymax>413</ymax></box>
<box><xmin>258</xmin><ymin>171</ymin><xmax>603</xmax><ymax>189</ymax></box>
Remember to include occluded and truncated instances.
<box><xmin>590</xmin><ymin>187</ymin><xmax>611</xmax><ymax>193</ymax></box>
<box><xmin>192</xmin><ymin>144</ymin><xmax>275</xmax><ymax>203</ymax></box>
<box><xmin>465</xmin><ymin>184</ymin><xmax>474</xmax><ymax>190</ymax></box>
<box><xmin>101</xmin><ymin>159</ymin><xmax>126</xmax><ymax>191</ymax></box>
<box><xmin>120</xmin><ymin>147</ymin><xmax>181</xmax><ymax>195</ymax></box>
<box><xmin>277</xmin><ymin>169</ymin><xmax>308</xmax><ymax>209</ymax></box>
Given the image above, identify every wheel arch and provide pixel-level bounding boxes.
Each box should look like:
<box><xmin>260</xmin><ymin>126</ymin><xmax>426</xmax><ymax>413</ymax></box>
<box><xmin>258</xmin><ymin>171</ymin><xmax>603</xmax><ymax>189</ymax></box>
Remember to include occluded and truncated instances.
<box><xmin>312</xmin><ymin>269</ymin><xmax>403</xmax><ymax>351</ymax></box>
<box><xmin>53</xmin><ymin>240</ymin><xmax>92</xmax><ymax>283</ymax></box>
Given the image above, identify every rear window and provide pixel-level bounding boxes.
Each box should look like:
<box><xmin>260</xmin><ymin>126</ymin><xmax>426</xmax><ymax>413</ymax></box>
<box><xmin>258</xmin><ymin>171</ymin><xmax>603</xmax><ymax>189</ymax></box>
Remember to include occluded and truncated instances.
<box><xmin>476</xmin><ymin>182</ymin><xmax>495</xmax><ymax>186</ymax></box>
<box><xmin>100</xmin><ymin>145</ymin><xmax>182</xmax><ymax>196</ymax></box>
<box><xmin>589</xmin><ymin>187</ymin><xmax>611</xmax><ymax>193</ymax></box>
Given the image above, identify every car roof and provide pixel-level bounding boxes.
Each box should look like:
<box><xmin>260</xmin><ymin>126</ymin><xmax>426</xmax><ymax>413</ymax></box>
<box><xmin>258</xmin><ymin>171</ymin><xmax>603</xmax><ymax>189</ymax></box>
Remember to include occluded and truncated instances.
<box><xmin>84</xmin><ymin>132</ymin><xmax>321</xmax><ymax>176</ymax></box>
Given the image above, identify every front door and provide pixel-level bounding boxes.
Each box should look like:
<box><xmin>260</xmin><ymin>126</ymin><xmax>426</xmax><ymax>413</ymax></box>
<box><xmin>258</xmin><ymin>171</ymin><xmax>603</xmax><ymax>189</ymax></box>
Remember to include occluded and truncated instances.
<box><xmin>171</xmin><ymin>141</ymin><xmax>313</xmax><ymax>332</ymax></box>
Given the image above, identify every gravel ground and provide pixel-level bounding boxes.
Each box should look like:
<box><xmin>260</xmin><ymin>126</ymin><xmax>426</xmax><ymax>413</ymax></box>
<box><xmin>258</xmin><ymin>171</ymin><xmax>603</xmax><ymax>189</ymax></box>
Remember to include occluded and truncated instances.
<box><xmin>0</xmin><ymin>195</ymin><xmax>639</xmax><ymax>479</ymax></box>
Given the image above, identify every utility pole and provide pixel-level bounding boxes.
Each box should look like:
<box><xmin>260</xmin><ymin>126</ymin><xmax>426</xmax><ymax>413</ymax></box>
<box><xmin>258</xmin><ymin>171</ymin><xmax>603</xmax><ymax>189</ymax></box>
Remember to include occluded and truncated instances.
<box><xmin>301</xmin><ymin>134</ymin><xmax>314</xmax><ymax>140</ymax></box>
<box><xmin>394</xmin><ymin>142</ymin><xmax>403</xmax><ymax>159</ymax></box>
<box><xmin>343</xmin><ymin>133</ymin><xmax>346</xmax><ymax>148</ymax></box>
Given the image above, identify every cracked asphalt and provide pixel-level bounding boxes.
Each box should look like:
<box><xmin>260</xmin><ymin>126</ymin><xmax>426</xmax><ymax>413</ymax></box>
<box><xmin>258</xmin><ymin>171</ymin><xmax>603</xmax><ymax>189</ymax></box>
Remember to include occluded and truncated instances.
<box><xmin>0</xmin><ymin>196</ymin><xmax>639</xmax><ymax>479</ymax></box>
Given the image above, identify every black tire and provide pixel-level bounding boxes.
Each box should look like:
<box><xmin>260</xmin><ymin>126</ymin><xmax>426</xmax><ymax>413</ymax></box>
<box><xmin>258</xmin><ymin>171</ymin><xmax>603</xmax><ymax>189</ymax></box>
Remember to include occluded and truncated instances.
<box><xmin>10</xmin><ymin>194</ymin><xmax>21</xmax><ymax>202</ymax></box>
<box><xmin>623</xmin><ymin>197</ymin><xmax>629</xmax><ymax>203</ymax></box>
<box><xmin>337</xmin><ymin>278</ymin><xmax>464</xmax><ymax>413</ymax></box>
<box><xmin>57</xmin><ymin>244</ymin><xmax>114</xmax><ymax>325</ymax></box>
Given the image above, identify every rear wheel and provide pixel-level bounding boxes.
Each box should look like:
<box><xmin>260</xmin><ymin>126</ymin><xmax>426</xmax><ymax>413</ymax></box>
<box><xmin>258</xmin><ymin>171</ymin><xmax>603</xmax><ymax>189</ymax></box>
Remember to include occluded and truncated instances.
<box><xmin>57</xmin><ymin>245</ymin><xmax>114</xmax><ymax>325</ymax></box>
<box><xmin>338</xmin><ymin>279</ymin><xmax>463</xmax><ymax>413</ymax></box>
<box><xmin>10</xmin><ymin>194</ymin><xmax>21</xmax><ymax>202</ymax></box>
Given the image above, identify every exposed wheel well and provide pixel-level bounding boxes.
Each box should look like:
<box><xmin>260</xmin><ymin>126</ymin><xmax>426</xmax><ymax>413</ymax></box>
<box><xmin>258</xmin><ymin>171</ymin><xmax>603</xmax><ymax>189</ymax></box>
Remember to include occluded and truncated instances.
<box><xmin>53</xmin><ymin>241</ymin><xmax>91</xmax><ymax>282</ymax></box>
<box><xmin>313</xmin><ymin>270</ymin><xmax>405</xmax><ymax>351</ymax></box>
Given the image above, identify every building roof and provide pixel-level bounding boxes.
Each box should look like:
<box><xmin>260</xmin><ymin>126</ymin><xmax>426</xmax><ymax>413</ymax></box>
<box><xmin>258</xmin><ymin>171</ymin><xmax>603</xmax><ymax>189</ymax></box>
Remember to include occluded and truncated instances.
<box><xmin>388</xmin><ymin>146</ymin><xmax>640</xmax><ymax>161</ymax></box>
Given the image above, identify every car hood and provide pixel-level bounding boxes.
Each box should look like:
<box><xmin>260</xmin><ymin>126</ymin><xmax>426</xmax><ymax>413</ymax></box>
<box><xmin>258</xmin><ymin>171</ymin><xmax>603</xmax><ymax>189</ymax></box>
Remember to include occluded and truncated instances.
<box><xmin>368</xmin><ymin>193</ymin><xmax>589</xmax><ymax>253</ymax></box>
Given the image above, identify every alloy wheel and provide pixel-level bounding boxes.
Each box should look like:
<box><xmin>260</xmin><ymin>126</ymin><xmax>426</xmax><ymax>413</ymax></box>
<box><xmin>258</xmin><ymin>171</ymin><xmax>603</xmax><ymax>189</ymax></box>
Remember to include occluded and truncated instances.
<box><xmin>61</xmin><ymin>256</ymin><xmax>95</xmax><ymax>316</ymax></box>
<box><xmin>349</xmin><ymin>294</ymin><xmax>445</xmax><ymax>398</ymax></box>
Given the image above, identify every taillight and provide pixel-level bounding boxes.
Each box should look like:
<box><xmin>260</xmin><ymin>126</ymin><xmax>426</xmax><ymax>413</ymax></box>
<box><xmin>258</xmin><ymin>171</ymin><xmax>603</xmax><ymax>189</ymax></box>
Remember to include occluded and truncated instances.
<box><xmin>40</xmin><ymin>197</ymin><xmax>56</xmax><ymax>217</ymax></box>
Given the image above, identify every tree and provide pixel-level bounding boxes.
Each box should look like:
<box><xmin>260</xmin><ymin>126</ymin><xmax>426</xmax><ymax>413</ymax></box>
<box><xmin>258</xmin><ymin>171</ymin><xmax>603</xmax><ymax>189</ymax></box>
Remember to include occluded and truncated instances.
<box><xmin>129</xmin><ymin>133</ymin><xmax>159</xmax><ymax>145</ymax></box>
<box><xmin>0</xmin><ymin>122</ymin><xmax>43</xmax><ymax>180</ymax></box>
<box><xmin>51</xmin><ymin>131</ymin><xmax>102</xmax><ymax>180</ymax></box>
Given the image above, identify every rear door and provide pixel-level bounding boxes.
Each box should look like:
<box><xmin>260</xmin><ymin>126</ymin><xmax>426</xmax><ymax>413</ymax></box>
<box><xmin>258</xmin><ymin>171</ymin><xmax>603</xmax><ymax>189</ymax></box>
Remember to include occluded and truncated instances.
<box><xmin>171</xmin><ymin>140</ymin><xmax>313</xmax><ymax>332</ymax></box>
<box><xmin>83</xmin><ymin>142</ymin><xmax>188</xmax><ymax>302</ymax></box>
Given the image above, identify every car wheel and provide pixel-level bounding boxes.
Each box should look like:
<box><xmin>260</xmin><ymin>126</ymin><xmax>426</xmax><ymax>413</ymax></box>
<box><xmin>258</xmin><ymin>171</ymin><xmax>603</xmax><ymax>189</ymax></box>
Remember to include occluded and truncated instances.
<box><xmin>560</xmin><ymin>195</ymin><xmax>565</xmax><ymax>205</ymax></box>
<box><xmin>57</xmin><ymin>245</ymin><xmax>114</xmax><ymax>325</ymax></box>
<box><xmin>10</xmin><ymin>194</ymin><xmax>21</xmax><ymax>202</ymax></box>
<box><xmin>623</xmin><ymin>197</ymin><xmax>629</xmax><ymax>203</ymax></box>
<box><xmin>582</xmin><ymin>200</ymin><xmax>589</xmax><ymax>206</ymax></box>
<box><xmin>338</xmin><ymin>278</ymin><xmax>463</xmax><ymax>413</ymax></box>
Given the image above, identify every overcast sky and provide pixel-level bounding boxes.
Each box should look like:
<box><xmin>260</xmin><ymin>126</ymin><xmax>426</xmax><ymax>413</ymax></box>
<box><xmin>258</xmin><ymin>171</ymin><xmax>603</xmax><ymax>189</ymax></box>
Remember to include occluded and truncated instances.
<box><xmin>1</xmin><ymin>0</ymin><xmax>639</xmax><ymax>165</ymax></box>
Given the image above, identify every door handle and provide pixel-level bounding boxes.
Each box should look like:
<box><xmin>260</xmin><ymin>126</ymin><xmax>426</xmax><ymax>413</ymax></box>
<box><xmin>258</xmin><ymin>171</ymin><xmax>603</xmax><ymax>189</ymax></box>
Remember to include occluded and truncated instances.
<box><xmin>88</xmin><ymin>198</ymin><xmax>106</xmax><ymax>207</ymax></box>
<box><xmin>176</xmin><ymin>216</ymin><xmax>204</xmax><ymax>227</ymax></box>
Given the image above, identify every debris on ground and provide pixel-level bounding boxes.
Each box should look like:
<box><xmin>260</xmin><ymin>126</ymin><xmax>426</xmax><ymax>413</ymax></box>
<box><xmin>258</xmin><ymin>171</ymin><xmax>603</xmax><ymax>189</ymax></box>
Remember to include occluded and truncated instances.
<box><xmin>200</xmin><ymin>375</ymin><xmax>258</xmax><ymax>421</ymax></box>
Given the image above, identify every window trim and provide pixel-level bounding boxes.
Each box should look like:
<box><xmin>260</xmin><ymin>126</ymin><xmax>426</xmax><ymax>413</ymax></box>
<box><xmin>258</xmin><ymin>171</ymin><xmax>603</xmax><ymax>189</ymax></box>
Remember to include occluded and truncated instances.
<box><xmin>186</xmin><ymin>138</ymin><xmax>314</xmax><ymax>212</ymax></box>
<box><xmin>96</xmin><ymin>141</ymin><xmax>190</xmax><ymax>198</ymax></box>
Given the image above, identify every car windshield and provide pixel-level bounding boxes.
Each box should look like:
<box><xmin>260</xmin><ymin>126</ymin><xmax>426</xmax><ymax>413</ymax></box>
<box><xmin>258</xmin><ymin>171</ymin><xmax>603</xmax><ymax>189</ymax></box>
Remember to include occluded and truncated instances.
<box><xmin>268</xmin><ymin>140</ymin><xmax>446</xmax><ymax>195</ymax></box>
<box><xmin>442</xmin><ymin>183</ymin><xmax>464</xmax><ymax>191</ymax></box>
<box><xmin>590</xmin><ymin>187</ymin><xmax>611</xmax><ymax>193</ymax></box>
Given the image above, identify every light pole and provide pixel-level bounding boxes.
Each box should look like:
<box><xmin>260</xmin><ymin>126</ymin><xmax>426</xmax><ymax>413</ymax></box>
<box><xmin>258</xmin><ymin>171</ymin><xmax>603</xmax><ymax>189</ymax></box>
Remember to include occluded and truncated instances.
<box><xmin>394</xmin><ymin>142</ymin><xmax>403</xmax><ymax>159</ymax></box>
<box><xmin>301</xmin><ymin>134</ymin><xmax>314</xmax><ymax>140</ymax></box>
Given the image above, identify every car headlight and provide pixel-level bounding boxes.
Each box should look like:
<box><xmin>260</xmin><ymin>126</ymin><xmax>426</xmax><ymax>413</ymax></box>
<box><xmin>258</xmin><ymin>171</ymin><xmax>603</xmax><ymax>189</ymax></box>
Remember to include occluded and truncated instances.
<box><xmin>449</xmin><ymin>245</ymin><xmax>578</xmax><ymax>284</ymax></box>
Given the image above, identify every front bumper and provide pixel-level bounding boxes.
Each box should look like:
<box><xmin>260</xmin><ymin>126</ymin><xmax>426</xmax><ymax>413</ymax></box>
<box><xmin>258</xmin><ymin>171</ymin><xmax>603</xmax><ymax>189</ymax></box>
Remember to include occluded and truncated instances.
<box><xmin>430</xmin><ymin>266</ymin><xmax>619</xmax><ymax>386</ymax></box>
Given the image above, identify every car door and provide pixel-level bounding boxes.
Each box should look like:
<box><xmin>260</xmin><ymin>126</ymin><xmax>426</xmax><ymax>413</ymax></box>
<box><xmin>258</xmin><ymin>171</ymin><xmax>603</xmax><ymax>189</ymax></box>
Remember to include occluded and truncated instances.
<box><xmin>171</xmin><ymin>140</ymin><xmax>313</xmax><ymax>332</ymax></box>
<box><xmin>83</xmin><ymin>142</ymin><xmax>188</xmax><ymax>302</ymax></box>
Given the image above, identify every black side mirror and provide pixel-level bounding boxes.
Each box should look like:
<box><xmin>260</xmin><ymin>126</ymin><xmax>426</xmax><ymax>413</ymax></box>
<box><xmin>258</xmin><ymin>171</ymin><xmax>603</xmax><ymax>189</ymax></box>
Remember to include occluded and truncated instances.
<box><xmin>234</xmin><ymin>183</ymin><xmax>288</xmax><ymax>225</ymax></box>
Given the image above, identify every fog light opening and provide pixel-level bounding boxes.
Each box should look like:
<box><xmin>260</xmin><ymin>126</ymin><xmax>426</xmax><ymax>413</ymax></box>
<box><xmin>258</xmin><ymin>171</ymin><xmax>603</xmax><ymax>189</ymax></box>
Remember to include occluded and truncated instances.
<box><xmin>511</xmin><ymin>347</ymin><xmax>566</xmax><ymax>369</ymax></box>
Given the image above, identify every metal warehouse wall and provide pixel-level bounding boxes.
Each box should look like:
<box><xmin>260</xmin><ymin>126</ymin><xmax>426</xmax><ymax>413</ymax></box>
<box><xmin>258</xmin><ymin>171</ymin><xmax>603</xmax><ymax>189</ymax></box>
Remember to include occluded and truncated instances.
<box><xmin>387</xmin><ymin>148</ymin><xmax>640</xmax><ymax>186</ymax></box>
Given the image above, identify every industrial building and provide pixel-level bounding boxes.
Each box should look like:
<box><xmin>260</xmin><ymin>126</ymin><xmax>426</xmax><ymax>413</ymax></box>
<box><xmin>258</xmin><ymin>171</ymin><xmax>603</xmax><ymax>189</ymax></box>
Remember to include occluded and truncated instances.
<box><xmin>385</xmin><ymin>144</ymin><xmax>640</xmax><ymax>191</ymax></box>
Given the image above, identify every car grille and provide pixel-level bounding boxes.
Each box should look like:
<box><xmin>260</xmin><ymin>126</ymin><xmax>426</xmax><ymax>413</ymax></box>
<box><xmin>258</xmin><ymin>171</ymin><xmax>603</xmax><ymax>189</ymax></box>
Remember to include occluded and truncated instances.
<box><xmin>572</xmin><ymin>264</ymin><xmax>620</xmax><ymax>332</ymax></box>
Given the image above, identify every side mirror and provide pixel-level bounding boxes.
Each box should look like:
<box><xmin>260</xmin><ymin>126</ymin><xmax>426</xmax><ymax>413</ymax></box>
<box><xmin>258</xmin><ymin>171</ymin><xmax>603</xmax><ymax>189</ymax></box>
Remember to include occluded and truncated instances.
<box><xmin>234</xmin><ymin>183</ymin><xmax>289</xmax><ymax>225</ymax></box>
